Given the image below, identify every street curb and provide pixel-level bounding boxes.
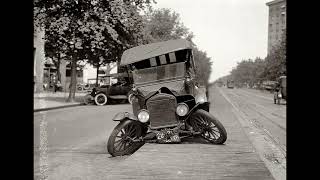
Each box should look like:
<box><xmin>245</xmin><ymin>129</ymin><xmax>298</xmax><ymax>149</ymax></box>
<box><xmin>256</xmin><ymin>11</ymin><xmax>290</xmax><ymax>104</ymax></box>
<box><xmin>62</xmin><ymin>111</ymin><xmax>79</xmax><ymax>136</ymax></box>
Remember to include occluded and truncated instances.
<box><xmin>34</xmin><ymin>103</ymin><xmax>84</xmax><ymax>112</ymax></box>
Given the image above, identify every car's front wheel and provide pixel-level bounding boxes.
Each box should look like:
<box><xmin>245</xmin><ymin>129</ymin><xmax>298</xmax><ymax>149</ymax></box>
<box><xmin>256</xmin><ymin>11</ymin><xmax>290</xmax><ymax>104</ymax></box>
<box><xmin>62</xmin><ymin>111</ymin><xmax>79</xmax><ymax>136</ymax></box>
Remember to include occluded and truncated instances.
<box><xmin>107</xmin><ymin>120</ymin><xmax>146</xmax><ymax>157</ymax></box>
<box><xmin>94</xmin><ymin>93</ymin><xmax>108</xmax><ymax>106</ymax></box>
<box><xmin>188</xmin><ymin>109</ymin><xmax>227</xmax><ymax>144</ymax></box>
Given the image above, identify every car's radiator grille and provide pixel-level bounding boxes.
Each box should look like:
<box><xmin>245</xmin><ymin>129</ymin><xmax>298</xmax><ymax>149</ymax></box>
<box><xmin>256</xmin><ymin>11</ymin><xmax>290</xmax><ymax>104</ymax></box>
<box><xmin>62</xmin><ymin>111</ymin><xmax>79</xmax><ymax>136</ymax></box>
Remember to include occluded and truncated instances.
<box><xmin>146</xmin><ymin>93</ymin><xmax>178</xmax><ymax>129</ymax></box>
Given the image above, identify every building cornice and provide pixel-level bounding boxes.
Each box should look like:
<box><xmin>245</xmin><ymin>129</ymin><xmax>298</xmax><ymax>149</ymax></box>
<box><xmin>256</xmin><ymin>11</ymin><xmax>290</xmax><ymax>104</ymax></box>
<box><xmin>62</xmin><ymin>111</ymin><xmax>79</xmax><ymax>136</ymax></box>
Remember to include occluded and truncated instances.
<box><xmin>266</xmin><ymin>0</ymin><xmax>285</xmax><ymax>6</ymax></box>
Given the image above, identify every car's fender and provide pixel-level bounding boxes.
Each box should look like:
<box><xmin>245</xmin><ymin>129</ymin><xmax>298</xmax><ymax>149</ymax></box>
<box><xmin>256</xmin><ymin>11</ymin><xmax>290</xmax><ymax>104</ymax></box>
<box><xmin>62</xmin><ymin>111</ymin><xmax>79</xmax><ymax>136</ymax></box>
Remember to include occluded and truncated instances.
<box><xmin>184</xmin><ymin>102</ymin><xmax>210</xmax><ymax>121</ymax></box>
<box><xmin>113</xmin><ymin>112</ymin><xmax>138</xmax><ymax>121</ymax></box>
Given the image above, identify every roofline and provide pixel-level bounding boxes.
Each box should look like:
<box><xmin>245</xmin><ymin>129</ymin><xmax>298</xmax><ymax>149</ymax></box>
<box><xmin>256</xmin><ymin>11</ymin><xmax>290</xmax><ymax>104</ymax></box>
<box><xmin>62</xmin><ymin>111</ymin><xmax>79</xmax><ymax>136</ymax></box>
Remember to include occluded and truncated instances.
<box><xmin>266</xmin><ymin>0</ymin><xmax>285</xmax><ymax>6</ymax></box>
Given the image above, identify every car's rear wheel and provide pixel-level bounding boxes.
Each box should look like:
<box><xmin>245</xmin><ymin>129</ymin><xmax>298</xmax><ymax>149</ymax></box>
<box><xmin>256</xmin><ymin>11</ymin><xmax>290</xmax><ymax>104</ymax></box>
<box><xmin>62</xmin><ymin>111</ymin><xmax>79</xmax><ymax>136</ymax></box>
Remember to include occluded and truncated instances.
<box><xmin>188</xmin><ymin>109</ymin><xmax>227</xmax><ymax>144</ymax></box>
<box><xmin>94</xmin><ymin>93</ymin><xmax>108</xmax><ymax>106</ymax></box>
<box><xmin>107</xmin><ymin>120</ymin><xmax>145</xmax><ymax>157</ymax></box>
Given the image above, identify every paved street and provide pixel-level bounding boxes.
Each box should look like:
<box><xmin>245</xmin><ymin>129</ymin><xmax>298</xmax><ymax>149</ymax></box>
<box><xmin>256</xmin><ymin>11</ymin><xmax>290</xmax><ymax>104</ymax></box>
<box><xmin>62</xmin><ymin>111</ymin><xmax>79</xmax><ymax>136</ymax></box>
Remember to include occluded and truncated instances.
<box><xmin>34</xmin><ymin>87</ymin><xmax>286</xmax><ymax>180</ymax></box>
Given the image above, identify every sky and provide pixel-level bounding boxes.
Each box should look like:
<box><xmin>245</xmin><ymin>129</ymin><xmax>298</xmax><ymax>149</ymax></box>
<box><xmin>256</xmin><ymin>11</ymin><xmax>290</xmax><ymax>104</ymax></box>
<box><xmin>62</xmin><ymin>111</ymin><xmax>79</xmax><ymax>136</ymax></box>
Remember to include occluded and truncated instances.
<box><xmin>153</xmin><ymin>0</ymin><xmax>270</xmax><ymax>82</ymax></box>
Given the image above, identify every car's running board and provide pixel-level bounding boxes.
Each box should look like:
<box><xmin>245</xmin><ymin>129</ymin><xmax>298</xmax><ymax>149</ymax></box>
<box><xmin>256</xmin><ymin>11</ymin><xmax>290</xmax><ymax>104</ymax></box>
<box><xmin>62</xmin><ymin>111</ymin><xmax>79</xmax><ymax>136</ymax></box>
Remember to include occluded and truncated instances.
<box><xmin>108</xmin><ymin>95</ymin><xmax>128</xmax><ymax>99</ymax></box>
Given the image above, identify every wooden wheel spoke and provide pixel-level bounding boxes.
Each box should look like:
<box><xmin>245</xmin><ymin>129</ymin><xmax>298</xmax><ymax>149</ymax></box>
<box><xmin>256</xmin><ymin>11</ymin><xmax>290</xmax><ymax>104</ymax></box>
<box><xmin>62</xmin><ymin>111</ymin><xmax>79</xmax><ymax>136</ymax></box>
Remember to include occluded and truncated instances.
<box><xmin>129</xmin><ymin>128</ymin><xmax>137</xmax><ymax>137</ymax></box>
<box><xmin>124</xmin><ymin>124</ymin><xmax>131</xmax><ymax>134</ymax></box>
<box><xmin>114</xmin><ymin>141</ymin><xmax>123</xmax><ymax>150</ymax></box>
<box><xmin>212</xmin><ymin>128</ymin><xmax>220</xmax><ymax>133</ymax></box>
<box><xmin>114</xmin><ymin>138</ymin><xmax>123</xmax><ymax>144</ymax></box>
<box><xmin>118</xmin><ymin>141</ymin><xmax>125</xmax><ymax>151</ymax></box>
<box><xmin>209</xmin><ymin>131</ymin><xmax>218</xmax><ymax>139</ymax></box>
<box><xmin>121</xmin><ymin>129</ymin><xmax>126</xmax><ymax>136</ymax></box>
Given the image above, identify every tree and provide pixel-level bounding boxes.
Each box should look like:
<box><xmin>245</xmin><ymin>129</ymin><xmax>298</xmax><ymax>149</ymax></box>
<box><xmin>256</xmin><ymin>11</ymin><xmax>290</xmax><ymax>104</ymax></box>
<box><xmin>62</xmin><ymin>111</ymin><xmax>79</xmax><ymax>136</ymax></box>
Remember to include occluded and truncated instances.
<box><xmin>34</xmin><ymin>0</ymin><xmax>153</xmax><ymax>102</ymax></box>
<box><xmin>262</xmin><ymin>35</ymin><xmax>286</xmax><ymax>80</ymax></box>
<box><xmin>142</xmin><ymin>8</ymin><xmax>211</xmax><ymax>86</ymax></box>
<box><xmin>142</xmin><ymin>8</ymin><xmax>194</xmax><ymax>44</ymax></box>
<box><xmin>192</xmin><ymin>48</ymin><xmax>212</xmax><ymax>86</ymax></box>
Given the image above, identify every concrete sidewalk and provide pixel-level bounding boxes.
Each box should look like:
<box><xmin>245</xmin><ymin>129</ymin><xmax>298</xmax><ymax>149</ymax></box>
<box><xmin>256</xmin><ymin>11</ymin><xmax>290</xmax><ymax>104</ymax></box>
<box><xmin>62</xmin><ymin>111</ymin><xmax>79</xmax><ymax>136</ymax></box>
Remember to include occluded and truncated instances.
<box><xmin>34</xmin><ymin>92</ymin><xmax>86</xmax><ymax>112</ymax></box>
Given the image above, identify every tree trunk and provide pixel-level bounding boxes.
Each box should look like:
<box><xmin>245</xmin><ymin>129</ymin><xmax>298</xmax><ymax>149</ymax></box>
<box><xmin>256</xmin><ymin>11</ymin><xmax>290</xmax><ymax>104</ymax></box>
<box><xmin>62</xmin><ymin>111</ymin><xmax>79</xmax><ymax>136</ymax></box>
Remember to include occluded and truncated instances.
<box><xmin>96</xmin><ymin>64</ymin><xmax>100</xmax><ymax>87</ymax></box>
<box><xmin>67</xmin><ymin>57</ymin><xmax>77</xmax><ymax>102</ymax></box>
<box><xmin>56</xmin><ymin>57</ymin><xmax>61</xmax><ymax>82</ymax></box>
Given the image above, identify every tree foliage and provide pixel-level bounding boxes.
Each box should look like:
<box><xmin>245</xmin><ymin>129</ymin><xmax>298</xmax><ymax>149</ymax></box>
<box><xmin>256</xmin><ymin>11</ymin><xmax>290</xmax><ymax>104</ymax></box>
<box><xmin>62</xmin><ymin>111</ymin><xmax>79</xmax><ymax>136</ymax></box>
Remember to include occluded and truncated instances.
<box><xmin>221</xmin><ymin>35</ymin><xmax>286</xmax><ymax>88</ymax></box>
<box><xmin>192</xmin><ymin>48</ymin><xmax>212</xmax><ymax>86</ymax></box>
<box><xmin>142</xmin><ymin>8</ymin><xmax>194</xmax><ymax>43</ymax></box>
<box><xmin>34</xmin><ymin>0</ymin><xmax>153</xmax><ymax>101</ymax></box>
<box><xmin>142</xmin><ymin>8</ymin><xmax>211</xmax><ymax>86</ymax></box>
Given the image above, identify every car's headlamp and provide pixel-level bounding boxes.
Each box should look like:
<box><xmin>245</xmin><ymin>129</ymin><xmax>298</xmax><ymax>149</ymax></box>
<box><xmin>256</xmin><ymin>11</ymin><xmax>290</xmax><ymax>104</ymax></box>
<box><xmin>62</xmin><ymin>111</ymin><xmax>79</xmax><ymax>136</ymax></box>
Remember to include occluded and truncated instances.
<box><xmin>176</xmin><ymin>103</ymin><xmax>189</xmax><ymax>116</ymax></box>
<box><xmin>137</xmin><ymin>109</ymin><xmax>149</xmax><ymax>123</ymax></box>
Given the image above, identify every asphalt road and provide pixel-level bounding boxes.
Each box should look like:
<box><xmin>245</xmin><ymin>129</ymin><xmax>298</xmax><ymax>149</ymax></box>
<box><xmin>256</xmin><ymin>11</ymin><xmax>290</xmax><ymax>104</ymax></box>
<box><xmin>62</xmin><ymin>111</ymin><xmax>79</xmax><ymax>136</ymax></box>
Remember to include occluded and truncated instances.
<box><xmin>34</xmin><ymin>104</ymin><xmax>132</xmax><ymax>179</ymax></box>
<box><xmin>219</xmin><ymin>87</ymin><xmax>286</xmax><ymax>155</ymax></box>
<box><xmin>34</xmin><ymin>87</ymin><xmax>286</xmax><ymax>180</ymax></box>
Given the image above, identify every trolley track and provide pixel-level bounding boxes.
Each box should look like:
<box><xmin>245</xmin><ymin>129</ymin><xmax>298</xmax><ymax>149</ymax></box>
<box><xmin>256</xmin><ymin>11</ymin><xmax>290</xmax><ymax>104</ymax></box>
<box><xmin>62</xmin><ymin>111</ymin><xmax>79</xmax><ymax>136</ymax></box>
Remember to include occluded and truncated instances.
<box><xmin>222</xmin><ymin>88</ymin><xmax>286</xmax><ymax>157</ymax></box>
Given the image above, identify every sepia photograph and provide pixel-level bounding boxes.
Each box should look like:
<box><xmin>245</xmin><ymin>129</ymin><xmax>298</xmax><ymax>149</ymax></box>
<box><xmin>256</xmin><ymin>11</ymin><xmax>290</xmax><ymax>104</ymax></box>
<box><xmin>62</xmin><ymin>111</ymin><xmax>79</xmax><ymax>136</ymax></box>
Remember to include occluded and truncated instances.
<box><xmin>34</xmin><ymin>0</ymin><xmax>286</xmax><ymax>179</ymax></box>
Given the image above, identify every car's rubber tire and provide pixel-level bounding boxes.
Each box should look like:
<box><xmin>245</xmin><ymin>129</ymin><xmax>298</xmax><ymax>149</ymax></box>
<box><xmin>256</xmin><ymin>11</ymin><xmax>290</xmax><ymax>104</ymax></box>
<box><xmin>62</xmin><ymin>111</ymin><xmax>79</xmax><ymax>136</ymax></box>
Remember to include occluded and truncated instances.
<box><xmin>83</xmin><ymin>84</ymin><xmax>90</xmax><ymax>90</ymax></box>
<box><xmin>94</xmin><ymin>93</ymin><xmax>108</xmax><ymax>106</ymax></box>
<box><xmin>107</xmin><ymin>120</ymin><xmax>146</xmax><ymax>157</ymax></box>
<box><xmin>77</xmin><ymin>86</ymin><xmax>83</xmax><ymax>91</ymax></box>
<box><xmin>188</xmin><ymin>109</ymin><xmax>227</xmax><ymax>144</ymax></box>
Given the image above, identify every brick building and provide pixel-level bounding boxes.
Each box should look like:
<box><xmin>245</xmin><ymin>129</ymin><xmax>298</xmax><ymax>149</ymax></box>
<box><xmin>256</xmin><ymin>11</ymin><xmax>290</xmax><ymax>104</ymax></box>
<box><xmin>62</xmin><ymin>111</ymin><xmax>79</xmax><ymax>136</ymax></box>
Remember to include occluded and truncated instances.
<box><xmin>266</xmin><ymin>0</ymin><xmax>286</xmax><ymax>54</ymax></box>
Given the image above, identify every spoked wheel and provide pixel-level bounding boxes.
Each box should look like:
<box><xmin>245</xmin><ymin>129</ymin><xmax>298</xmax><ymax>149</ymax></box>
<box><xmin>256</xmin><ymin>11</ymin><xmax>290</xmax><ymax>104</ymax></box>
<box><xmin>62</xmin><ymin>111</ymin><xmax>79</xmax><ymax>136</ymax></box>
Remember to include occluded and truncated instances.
<box><xmin>94</xmin><ymin>93</ymin><xmax>108</xmax><ymax>106</ymax></box>
<box><xmin>107</xmin><ymin>120</ymin><xmax>146</xmax><ymax>157</ymax></box>
<box><xmin>83</xmin><ymin>94</ymin><xmax>94</xmax><ymax>105</ymax></box>
<box><xmin>188</xmin><ymin>109</ymin><xmax>227</xmax><ymax>144</ymax></box>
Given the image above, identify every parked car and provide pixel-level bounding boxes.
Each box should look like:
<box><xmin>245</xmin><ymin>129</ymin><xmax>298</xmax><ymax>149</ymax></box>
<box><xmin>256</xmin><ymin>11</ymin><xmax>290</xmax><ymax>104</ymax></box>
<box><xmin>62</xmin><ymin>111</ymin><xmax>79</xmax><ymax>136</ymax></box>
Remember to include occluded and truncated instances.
<box><xmin>106</xmin><ymin>39</ymin><xmax>227</xmax><ymax>157</ymax></box>
<box><xmin>261</xmin><ymin>80</ymin><xmax>277</xmax><ymax>92</ymax></box>
<box><xmin>227</xmin><ymin>80</ymin><xmax>234</xmax><ymax>89</ymax></box>
<box><xmin>273</xmin><ymin>76</ymin><xmax>286</xmax><ymax>104</ymax></box>
<box><xmin>83</xmin><ymin>73</ymin><xmax>133</xmax><ymax>106</ymax></box>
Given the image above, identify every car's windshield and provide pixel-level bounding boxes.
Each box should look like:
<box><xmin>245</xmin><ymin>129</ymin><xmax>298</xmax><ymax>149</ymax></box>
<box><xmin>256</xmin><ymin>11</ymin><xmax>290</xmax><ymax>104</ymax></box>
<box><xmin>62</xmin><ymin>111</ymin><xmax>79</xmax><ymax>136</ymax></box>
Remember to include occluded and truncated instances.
<box><xmin>132</xmin><ymin>62</ymin><xmax>186</xmax><ymax>85</ymax></box>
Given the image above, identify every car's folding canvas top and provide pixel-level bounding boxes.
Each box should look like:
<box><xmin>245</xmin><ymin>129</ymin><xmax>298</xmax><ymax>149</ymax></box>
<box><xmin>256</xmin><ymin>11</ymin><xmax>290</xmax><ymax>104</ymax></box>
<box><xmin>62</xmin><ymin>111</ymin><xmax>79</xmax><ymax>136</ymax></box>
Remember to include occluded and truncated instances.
<box><xmin>121</xmin><ymin>39</ymin><xmax>192</xmax><ymax>65</ymax></box>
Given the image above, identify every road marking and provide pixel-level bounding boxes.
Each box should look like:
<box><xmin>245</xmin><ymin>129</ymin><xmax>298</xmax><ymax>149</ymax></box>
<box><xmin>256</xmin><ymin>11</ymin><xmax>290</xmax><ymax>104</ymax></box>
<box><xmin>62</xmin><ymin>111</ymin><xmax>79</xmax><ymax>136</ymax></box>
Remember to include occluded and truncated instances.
<box><xmin>228</xmin><ymin>90</ymin><xmax>286</xmax><ymax>131</ymax></box>
<box><xmin>218</xmin><ymin>88</ymin><xmax>286</xmax><ymax>180</ymax></box>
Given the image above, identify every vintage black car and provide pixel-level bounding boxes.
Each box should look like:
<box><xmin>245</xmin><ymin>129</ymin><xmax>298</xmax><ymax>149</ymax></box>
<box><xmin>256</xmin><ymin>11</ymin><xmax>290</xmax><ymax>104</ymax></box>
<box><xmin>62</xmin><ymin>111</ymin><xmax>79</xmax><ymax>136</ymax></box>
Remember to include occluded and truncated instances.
<box><xmin>274</xmin><ymin>76</ymin><xmax>286</xmax><ymax>105</ymax></box>
<box><xmin>83</xmin><ymin>73</ymin><xmax>133</xmax><ymax>106</ymax></box>
<box><xmin>227</xmin><ymin>80</ymin><xmax>234</xmax><ymax>89</ymax></box>
<box><xmin>107</xmin><ymin>39</ymin><xmax>227</xmax><ymax>157</ymax></box>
